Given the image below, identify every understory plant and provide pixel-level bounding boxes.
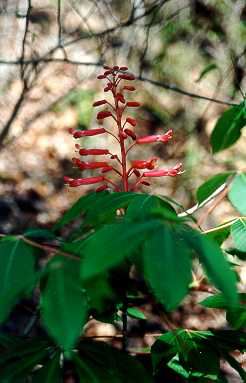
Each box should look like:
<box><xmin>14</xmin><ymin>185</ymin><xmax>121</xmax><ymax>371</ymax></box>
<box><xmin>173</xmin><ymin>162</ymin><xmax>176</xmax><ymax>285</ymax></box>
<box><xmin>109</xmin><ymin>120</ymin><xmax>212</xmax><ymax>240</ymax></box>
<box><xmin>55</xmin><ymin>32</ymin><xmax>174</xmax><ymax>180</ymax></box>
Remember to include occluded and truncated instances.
<box><xmin>0</xmin><ymin>65</ymin><xmax>245</xmax><ymax>382</ymax></box>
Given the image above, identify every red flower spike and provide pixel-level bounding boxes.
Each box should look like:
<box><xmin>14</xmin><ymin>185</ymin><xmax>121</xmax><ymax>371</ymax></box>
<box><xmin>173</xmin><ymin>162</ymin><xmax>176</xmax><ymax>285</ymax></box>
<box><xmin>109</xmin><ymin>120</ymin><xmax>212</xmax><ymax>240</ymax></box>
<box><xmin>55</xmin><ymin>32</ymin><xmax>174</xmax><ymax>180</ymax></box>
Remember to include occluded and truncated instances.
<box><xmin>96</xmin><ymin>184</ymin><xmax>108</xmax><ymax>192</ymax></box>
<box><xmin>143</xmin><ymin>163</ymin><xmax>183</xmax><ymax>178</ymax></box>
<box><xmin>73</xmin><ymin>128</ymin><xmax>105</xmax><ymax>138</ymax></box>
<box><xmin>97</xmin><ymin>111</ymin><xmax>112</xmax><ymax>120</ymax></box>
<box><xmin>126</xmin><ymin>101</ymin><xmax>140</xmax><ymax>107</ymax></box>
<box><xmin>123</xmin><ymin>86</ymin><xmax>135</xmax><ymax>91</ymax></box>
<box><xmin>69</xmin><ymin>176</ymin><xmax>104</xmax><ymax>187</ymax></box>
<box><xmin>66</xmin><ymin>66</ymin><xmax>183</xmax><ymax>191</ymax></box>
<box><xmin>79</xmin><ymin>148</ymin><xmax>109</xmax><ymax>156</ymax></box>
<box><xmin>136</xmin><ymin>130</ymin><xmax>173</xmax><ymax>144</ymax></box>
<box><xmin>126</xmin><ymin>117</ymin><xmax>137</xmax><ymax>127</ymax></box>
<box><xmin>68</xmin><ymin>128</ymin><xmax>75</xmax><ymax>135</ymax></box>
<box><xmin>124</xmin><ymin>129</ymin><xmax>136</xmax><ymax>140</ymax></box>
<box><xmin>93</xmin><ymin>99</ymin><xmax>107</xmax><ymax>107</ymax></box>
<box><xmin>118</xmin><ymin>74</ymin><xmax>135</xmax><ymax>80</ymax></box>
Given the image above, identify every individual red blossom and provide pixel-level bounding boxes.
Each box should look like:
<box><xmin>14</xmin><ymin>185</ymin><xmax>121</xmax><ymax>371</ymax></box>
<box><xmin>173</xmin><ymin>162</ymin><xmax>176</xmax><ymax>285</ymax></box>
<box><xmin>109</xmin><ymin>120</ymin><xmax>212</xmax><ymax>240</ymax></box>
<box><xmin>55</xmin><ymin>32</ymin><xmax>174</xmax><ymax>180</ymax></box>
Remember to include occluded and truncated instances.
<box><xmin>96</xmin><ymin>184</ymin><xmax>108</xmax><ymax>192</ymax></box>
<box><xmin>136</xmin><ymin>129</ymin><xmax>173</xmax><ymax>144</ymax></box>
<box><xmin>93</xmin><ymin>99</ymin><xmax>107</xmax><ymax>107</ymax></box>
<box><xmin>126</xmin><ymin>117</ymin><xmax>137</xmax><ymax>127</ymax></box>
<box><xmin>101</xmin><ymin>166</ymin><xmax>113</xmax><ymax>173</ymax></box>
<box><xmin>124</xmin><ymin>129</ymin><xmax>136</xmax><ymax>140</ymax></box>
<box><xmin>73</xmin><ymin>159</ymin><xmax>109</xmax><ymax>170</ymax></box>
<box><xmin>116</xmin><ymin>93</ymin><xmax>125</xmax><ymax>104</ymax></box>
<box><xmin>123</xmin><ymin>85</ymin><xmax>135</xmax><ymax>91</ymax></box>
<box><xmin>79</xmin><ymin>148</ymin><xmax>109</xmax><ymax>156</ymax></box>
<box><xmin>73</xmin><ymin>128</ymin><xmax>105</xmax><ymax>138</ymax></box>
<box><xmin>132</xmin><ymin>158</ymin><xmax>157</xmax><ymax>170</ymax></box>
<box><xmin>143</xmin><ymin>163</ymin><xmax>183</xmax><ymax>177</ymax></box>
<box><xmin>97</xmin><ymin>111</ymin><xmax>112</xmax><ymax>120</ymax></box>
<box><xmin>68</xmin><ymin>176</ymin><xmax>104</xmax><ymax>187</ymax></box>
<box><xmin>118</xmin><ymin>73</ymin><xmax>135</xmax><ymax>81</ymax></box>
<box><xmin>126</xmin><ymin>101</ymin><xmax>140</xmax><ymax>107</ymax></box>
<box><xmin>66</xmin><ymin>65</ymin><xmax>182</xmax><ymax>192</ymax></box>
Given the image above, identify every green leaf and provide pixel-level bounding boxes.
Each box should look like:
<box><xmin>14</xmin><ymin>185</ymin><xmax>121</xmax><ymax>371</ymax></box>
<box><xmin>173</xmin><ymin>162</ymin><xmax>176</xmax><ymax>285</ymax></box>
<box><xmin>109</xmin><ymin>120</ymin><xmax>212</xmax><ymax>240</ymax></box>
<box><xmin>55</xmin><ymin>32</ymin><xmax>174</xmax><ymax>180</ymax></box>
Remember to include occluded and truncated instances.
<box><xmin>200</xmin><ymin>293</ymin><xmax>246</xmax><ymax>309</ymax></box>
<box><xmin>24</xmin><ymin>228</ymin><xmax>56</xmax><ymax>240</ymax></box>
<box><xmin>126</xmin><ymin>194</ymin><xmax>177</xmax><ymax>221</ymax></box>
<box><xmin>32</xmin><ymin>354</ymin><xmax>62</xmax><ymax>382</ymax></box>
<box><xmin>143</xmin><ymin>225</ymin><xmax>192</xmax><ymax>311</ymax></box>
<box><xmin>205</xmin><ymin>224</ymin><xmax>231</xmax><ymax>246</ymax></box>
<box><xmin>196</xmin><ymin>172</ymin><xmax>234</xmax><ymax>204</ymax></box>
<box><xmin>210</xmin><ymin>102</ymin><xmax>246</xmax><ymax>153</ymax></box>
<box><xmin>53</xmin><ymin>192</ymin><xmax>101</xmax><ymax>231</ymax></box>
<box><xmin>181</xmin><ymin>227</ymin><xmax>238</xmax><ymax>306</ymax></box>
<box><xmin>41</xmin><ymin>256</ymin><xmax>88</xmax><ymax>350</ymax></box>
<box><xmin>74</xmin><ymin>340</ymin><xmax>153</xmax><ymax>382</ymax></box>
<box><xmin>127</xmin><ymin>307</ymin><xmax>146</xmax><ymax>320</ymax></box>
<box><xmin>229</xmin><ymin>173</ymin><xmax>246</xmax><ymax>215</ymax></box>
<box><xmin>231</xmin><ymin>218</ymin><xmax>246</xmax><ymax>252</ymax></box>
<box><xmin>0</xmin><ymin>237</ymin><xmax>37</xmax><ymax>323</ymax></box>
<box><xmin>195</xmin><ymin>63</ymin><xmax>218</xmax><ymax>82</ymax></box>
<box><xmin>81</xmin><ymin>220</ymin><xmax>161</xmax><ymax>280</ymax></box>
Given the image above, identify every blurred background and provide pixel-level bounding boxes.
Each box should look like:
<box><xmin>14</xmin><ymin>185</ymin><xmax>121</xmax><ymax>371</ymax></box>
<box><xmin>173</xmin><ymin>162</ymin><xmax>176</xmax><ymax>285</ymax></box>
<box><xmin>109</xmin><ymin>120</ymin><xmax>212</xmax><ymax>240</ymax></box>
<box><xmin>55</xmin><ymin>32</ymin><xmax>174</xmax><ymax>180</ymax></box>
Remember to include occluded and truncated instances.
<box><xmin>0</xmin><ymin>0</ymin><xmax>245</xmax><ymax>234</ymax></box>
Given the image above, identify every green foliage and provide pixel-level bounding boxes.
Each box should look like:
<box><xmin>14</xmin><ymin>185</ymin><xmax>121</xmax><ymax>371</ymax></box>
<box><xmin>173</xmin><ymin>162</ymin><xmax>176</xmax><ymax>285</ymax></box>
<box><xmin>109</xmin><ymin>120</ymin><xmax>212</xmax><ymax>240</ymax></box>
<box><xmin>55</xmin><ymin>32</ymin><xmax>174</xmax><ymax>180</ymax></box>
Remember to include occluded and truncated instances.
<box><xmin>127</xmin><ymin>307</ymin><xmax>146</xmax><ymax>320</ymax></box>
<box><xmin>40</xmin><ymin>256</ymin><xmax>88</xmax><ymax>351</ymax></box>
<box><xmin>196</xmin><ymin>172</ymin><xmax>235</xmax><ymax>204</ymax></box>
<box><xmin>0</xmin><ymin>237</ymin><xmax>37</xmax><ymax>323</ymax></box>
<box><xmin>74</xmin><ymin>340</ymin><xmax>153</xmax><ymax>383</ymax></box>
<box><xmin>143</xmin><ymin>225</ymin><xmax>192</xmax><ymax>310</ymax></box>
<box><xmin>151</xmin><ymin>329</ymin><xmax>246</xmax><ymax>382</ymax></box>
<box><xmin>195</xmin><ymin>63</ymin><xmax>218</xmax><ymax>83</ymax></box>
<box><xmin>228</xmin><ymin>173</ymin><xmax>246</xmax><ymax>215</ymax></box>
<box><xmin>210</xmin><ymin>102</ymin><xmax>246</xmax><ymax>153</ymax></box>
<box><xmin>231</xmin><ymin>217</ymin><xmax>246</xmax><ymax>252</ymax></box>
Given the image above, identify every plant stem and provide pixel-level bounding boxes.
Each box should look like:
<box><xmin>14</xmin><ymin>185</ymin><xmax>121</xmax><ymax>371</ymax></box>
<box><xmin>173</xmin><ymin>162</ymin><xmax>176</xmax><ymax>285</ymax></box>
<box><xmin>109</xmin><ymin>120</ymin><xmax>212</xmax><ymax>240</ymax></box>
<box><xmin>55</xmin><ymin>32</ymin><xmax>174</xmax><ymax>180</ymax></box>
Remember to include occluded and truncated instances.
<box><xmin>122</xmin><ymin>298</ymin><xmax>128</xmax><ymax>352</ymax></box>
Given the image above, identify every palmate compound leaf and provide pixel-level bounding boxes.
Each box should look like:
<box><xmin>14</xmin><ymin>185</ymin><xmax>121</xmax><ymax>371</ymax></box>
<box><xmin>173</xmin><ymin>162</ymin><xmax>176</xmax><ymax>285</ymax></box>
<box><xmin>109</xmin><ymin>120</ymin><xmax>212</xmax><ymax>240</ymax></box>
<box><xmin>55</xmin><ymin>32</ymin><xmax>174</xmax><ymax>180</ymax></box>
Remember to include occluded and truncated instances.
<box><xmin>151</xmin><ymin>329</ymin><xmax>219</xmax><ymax>380</ymax></box>
<box><xmin>229</xmin><ymin>173</ymin><xmax>246</xmax><ymax>215</ymax></box>
<box><xmin>143</xmin><ymin>225</ymin><xmax>192</xmax><ymax>311</ymax></box>
<box><xmin>74</xmin><ymin>340</ymin><xmax>153</xmax><ymax>383</ymax></box>
<box><xmin>41</xmin><ymin>256</ymin><xmax>88</xmax><ymax>351</ymax></box>
<box><xmin>210</xmin><ymin>102</ymin><xmax>246</xmax><ymax>153</ymax></box>
<box><xmin>80</xmin><ymin>220</ymin><xmax>162</xmax><ymax>280</ymax></box>
<box><xmin>0</xmin><ymin>236</ymin><xmax>37</xmax><ymax>323</ymax></box>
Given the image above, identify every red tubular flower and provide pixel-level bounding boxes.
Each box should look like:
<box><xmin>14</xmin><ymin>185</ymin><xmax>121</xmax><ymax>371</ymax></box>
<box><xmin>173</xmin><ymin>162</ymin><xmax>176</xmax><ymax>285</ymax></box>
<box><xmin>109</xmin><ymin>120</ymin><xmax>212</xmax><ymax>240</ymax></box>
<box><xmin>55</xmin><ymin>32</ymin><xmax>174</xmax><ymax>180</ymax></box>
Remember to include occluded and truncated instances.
<box><xmin>96</xmin><ymin>184</ymin><xmax>108</xmax><ymax>192</ymax></box>
<box><xmin>126</xmin><ymin>101</ymin><xmax>140</xmax><ymax>107</ymax></box>
<box><xmin>132</xmin><ymin>157</ymin><xmax>157</xmax><ymax>170</ymax></box>
<box><xmin>97</xmin><ymin>111</ymin><xmax>112</xmax><ymax>120</ymax></box>
<box><xmin>126</xmin><ymin>117</ymin><xmax>137</xmax><ymax>127</ymax></box>
<box><xmin>118</xmin><ymin>73</ymin><xmax>135</xmax><ymax>80</ymax></box>
<box><xmin>136</xmin><ymin>129</ymin><xmax>173</xmax><ymax>144</ymax></box>
<box><xmin>74</xmin><ymin>160</ymin><xmax>109</xmax><ymax>170</ymax></box>
<box><xmin>68</xmin><ymin>176</ymin><xmax>104</xmax><ymax>187</ymax></box>
<box><xmin>143</xmin><ymin>163</ymin><xmax>183</xmax><ymax>178</ymax></box>
<box><xmin>93</xmin><ymin>100</ymin><xmax>107</xmax><ymax>107</ymax></box>
<box><xmin>66</xmin><ymin>65</ymin><xmax>183</xmax><ymax>192</ymax></box>
<box><xmin>124</xmin><ymin>129</ymin><xmax>136</xmax><ymax>140</ymax></box>
<box><xmin>123</xmin><ymin>86</ymin><xmax>135</xmax><ymax>91</ymax></box>
<box><xmin>79</xmin><ymin>148</ymin><xmax>109</xmax><ymax>156</ymax></box>
<box><xmin>73</xmin><ymin>128</ymin><xmax>105</xmax><ymax>138</ymax></box>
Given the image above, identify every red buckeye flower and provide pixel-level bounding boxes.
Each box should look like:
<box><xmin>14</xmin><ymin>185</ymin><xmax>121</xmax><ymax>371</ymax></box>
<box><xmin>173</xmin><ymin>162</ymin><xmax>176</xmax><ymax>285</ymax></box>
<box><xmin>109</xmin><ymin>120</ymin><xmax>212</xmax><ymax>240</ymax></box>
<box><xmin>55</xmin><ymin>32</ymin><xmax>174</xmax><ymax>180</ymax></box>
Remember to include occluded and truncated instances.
<box><xmin>65</xmin><ymin>65</ymin><xmax>182</xmax><ymax>191</ymax></box>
